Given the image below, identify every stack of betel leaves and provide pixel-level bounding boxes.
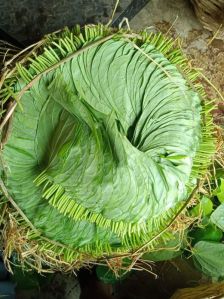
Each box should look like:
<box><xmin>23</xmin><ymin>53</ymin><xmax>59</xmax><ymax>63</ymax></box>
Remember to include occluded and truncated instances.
<box><xmin>0</xmin><ymin>24</ymin><xmax>217</xmax><ymax>272</ymax></box>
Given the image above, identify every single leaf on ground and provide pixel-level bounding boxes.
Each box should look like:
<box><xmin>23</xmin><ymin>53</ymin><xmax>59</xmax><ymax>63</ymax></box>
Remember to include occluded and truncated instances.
<box><xmin>142</xmin><ymin>233</ymin><xmax>183</xmax><ymax>261</ymax></box>
<box><xmin>189</xmin><ymin>224</ymin><xmax>223</xmax><ymax>245</ymax></box>
<box><xmin>193</xmin><ymin>241</ymin><xmax>224</xmax><ymax>279</ymax></box>
<box><xmin>213</xmin><ymin>178</ymin><xmax>224</xmax><ymax>203</ymax></box>
<box><xmin>190</xmin><ymin>196</ymin><xmax>213</xmax><ymax>217</ymax></box>
<box><xmin>210</xmin><ymin>204</ymin><xmax>224</xmax><ymax>231</ymax></box>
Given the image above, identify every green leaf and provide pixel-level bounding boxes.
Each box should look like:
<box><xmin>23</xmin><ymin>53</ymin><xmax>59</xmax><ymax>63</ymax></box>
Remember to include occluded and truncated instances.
<box><xmin>11</xmin><ymin>266</ymin><xmax>52</xmax><ymax>290</ymax></box>
<box><xmin>216</xmin><ymin>169</ymin><xmax>224</xmax><ymax>180</ymax></box>
<box><xmin>213</xmin><ymin>178</ymin><xmax>224</xmax><ymax>203</ymax></box>
<box><xmin>142</xmin><ymin>233</ymin><xmax>183</xmax><ymax>261</ymax></box>
<box><xmin>193</xmin><ymin>241</ymin><xmax>224</xmax><ymax>279</ymax></box>
<box><xmin>190</xmin><ymin>196</ymin><xmax>213</xmax><ymax>217</ymax></box>
<box><xmin>210</xmin><ymin>204</ymin><xmax>224</xmax><ymax>231</ymax></box>
<box><xmin>189</xmin><ymin>224</ymin><xmax>223</xmax><ymax>245</ymax></box>
<box><xmin>96</xmin><ymin>259</ymin><xmax>131</xmax><ymax>284</ymax></box>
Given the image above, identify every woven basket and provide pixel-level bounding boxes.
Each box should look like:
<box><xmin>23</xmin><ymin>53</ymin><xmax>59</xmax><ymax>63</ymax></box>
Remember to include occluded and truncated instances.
<box><xmin>171</xmin><ymin>281</ymin><xmax>224</xmax><ymax>299</ymax></box>
<box><xmin>191</xmin><ymin>0</ymin><xmax>224</xmax><ymax>34</ymax></box>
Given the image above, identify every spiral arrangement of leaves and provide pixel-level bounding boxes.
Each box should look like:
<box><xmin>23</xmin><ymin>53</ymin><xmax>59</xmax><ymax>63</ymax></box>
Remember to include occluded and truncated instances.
<box><xmin>0</xmin><ymin>24</ymin><xmax>217</xmax><ymax>272</ymax></box>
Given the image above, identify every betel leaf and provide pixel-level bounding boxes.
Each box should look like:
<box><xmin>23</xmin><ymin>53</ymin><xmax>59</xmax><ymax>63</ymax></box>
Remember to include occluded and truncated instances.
<box><xmin>210</xmin><ymin>204</ymin><xmax>224</xmax><ymax>231</ymax></box>
<box><xmin>193</xmin><ymin>241</ymin><xmax>224</xmax><ymax>279</ymax></box>
<box><xmin>0</xmin><ymin>25</ymin><xmax>216</xmax><ymax>269</ymax></box>
<box><xmin>189</xmin><ymin>224</ymin><xmax>223</xmax><ymax>245</ymax></box>
<box><xmin>213</xmin><ymin>178</ymin><xmax>224</xmax><ymax>203</ymax></box>
<box><xmin>216</xmin><ymin>169</ymin><xmax>224</xmax><ymax>180</ymax></box>
<box><xmin>10</xmin><ymin>266</ymin><xmax>52</xmax><ymax>290</ymax></box>
<box><xmin>142</xmin><ymin>233</ymin><xmax>183</xmax><ymax>261</ymax></box>
<box><xmin>190</xmin><ymin>196</ymin><xmax>213</xmax><ymax>217</ymax></box>
<box><xmin>96</xmin><ymin>259</ymin><xmax>131</xmax><ymax>284</ymax></box>
<box><xmin>96</xmin><ymin>266</ymin><xmax>119</xmax><ymax>284</ymax></box>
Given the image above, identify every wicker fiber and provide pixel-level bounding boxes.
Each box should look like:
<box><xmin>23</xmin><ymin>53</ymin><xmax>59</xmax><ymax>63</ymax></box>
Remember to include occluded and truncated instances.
<box><xmin>191</xmin><ymin>0</ymin><xmax>224</xmax><ymax>34</ymax></box>
<box><xmin>171</xmin><ymin>281</ymin><xmax>224</xmax><ymax>299</ymax></box>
